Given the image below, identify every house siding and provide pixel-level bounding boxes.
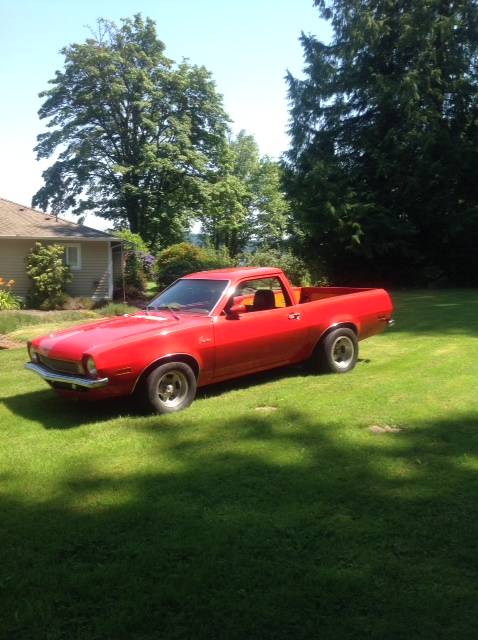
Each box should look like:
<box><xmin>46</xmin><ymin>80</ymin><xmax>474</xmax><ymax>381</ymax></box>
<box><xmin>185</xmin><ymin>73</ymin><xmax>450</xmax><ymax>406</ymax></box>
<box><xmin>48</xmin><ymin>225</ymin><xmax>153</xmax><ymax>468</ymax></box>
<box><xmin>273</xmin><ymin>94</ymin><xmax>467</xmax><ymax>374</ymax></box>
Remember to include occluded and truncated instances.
<box><xmin>0</xmin><ymin>239</ymin><xmax>112</xmax><ymax>300</ymax></box>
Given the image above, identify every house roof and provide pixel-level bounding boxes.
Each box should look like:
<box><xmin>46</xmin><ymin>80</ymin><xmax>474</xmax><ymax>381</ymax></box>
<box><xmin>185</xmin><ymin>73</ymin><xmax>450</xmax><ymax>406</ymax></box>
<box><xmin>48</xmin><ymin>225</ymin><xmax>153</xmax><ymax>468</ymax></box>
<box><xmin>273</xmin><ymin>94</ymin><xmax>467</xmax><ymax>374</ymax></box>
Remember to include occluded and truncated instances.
<box><xmin>0</xmin><ymin>197</ymin><xmax>118</xmax><ymax>241</ymax></box>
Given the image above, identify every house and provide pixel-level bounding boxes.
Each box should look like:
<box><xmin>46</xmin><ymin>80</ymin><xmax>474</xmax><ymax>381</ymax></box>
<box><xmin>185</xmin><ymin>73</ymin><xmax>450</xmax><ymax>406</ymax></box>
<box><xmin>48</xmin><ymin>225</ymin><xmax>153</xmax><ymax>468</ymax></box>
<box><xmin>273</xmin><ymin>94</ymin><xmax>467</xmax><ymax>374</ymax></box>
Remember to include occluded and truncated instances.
<box><xmin>0</xmin><ymin>197</ymin><xmax>122</xmax><ymax>301</ymax></box>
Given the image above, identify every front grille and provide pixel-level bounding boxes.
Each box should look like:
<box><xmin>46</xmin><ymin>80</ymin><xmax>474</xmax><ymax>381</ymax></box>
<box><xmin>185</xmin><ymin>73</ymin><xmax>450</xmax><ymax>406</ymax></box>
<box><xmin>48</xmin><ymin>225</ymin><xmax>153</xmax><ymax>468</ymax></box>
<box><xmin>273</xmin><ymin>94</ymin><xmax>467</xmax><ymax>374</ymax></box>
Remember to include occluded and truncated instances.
<box><xmin>38</xmin><ymin>355</ymin><xmax>82</xmax><ymax>375</ymax></box>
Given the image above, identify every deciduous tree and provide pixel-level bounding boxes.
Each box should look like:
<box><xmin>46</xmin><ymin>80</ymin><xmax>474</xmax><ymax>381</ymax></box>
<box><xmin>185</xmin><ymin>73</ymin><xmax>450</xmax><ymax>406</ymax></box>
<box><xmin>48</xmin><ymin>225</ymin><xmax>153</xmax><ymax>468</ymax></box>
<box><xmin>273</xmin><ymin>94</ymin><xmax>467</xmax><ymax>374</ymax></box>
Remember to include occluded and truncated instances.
<box><xmin>33</xmin><ymin>15</ymin><xmax>229</xmax><ymax>248</ymax></box>
<box><xmin>201</xmin><ymin>131</ymin><xmax>290</xmax><ymax>255</ymax></box>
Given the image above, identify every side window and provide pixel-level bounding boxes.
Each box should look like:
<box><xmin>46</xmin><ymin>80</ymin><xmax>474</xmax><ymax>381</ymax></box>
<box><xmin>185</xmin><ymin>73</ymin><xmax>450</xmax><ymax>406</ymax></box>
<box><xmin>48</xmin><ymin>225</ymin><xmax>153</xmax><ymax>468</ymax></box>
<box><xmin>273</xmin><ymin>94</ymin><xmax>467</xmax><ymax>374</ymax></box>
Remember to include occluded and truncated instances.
<box><xmin>235</xmin><ymin>277</ymin><xmax>291</xmax><ymax>311</ymax></box>
<box><xmin>64</xmin><ymin>244</ymin><xmax>82</xmax><ymax>271</ymax></box>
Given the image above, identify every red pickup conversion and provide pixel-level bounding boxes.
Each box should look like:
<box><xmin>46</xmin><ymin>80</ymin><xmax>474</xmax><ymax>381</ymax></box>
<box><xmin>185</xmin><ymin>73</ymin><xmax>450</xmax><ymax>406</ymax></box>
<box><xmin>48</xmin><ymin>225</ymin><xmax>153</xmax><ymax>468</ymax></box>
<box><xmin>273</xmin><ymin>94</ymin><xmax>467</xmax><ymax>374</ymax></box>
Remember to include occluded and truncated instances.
<box><xmin>25</xmin><ymin>267</ymin><xmax>394</xmax><ymax>414</ymax></box>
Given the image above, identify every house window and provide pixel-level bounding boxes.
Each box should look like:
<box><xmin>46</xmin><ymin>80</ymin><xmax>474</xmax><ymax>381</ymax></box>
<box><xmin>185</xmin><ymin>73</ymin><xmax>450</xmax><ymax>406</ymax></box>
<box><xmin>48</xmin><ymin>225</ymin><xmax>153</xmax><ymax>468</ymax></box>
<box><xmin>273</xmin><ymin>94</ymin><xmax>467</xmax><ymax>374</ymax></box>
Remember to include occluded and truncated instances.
<box><xmin>64</xmin><ymin>244</ymin><xmax>81</xmax><ymax>270</ymax></box>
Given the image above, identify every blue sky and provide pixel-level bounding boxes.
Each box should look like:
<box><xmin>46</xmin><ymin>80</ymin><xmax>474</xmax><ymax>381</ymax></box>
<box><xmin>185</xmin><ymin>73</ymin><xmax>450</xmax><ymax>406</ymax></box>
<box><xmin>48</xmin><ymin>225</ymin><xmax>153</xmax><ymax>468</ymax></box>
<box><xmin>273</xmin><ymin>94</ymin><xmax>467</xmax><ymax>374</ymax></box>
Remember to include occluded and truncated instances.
<box><xmin>0</xmin><ymin>0</ymin><xmax>329</xmax><ymax>228</ymax></box>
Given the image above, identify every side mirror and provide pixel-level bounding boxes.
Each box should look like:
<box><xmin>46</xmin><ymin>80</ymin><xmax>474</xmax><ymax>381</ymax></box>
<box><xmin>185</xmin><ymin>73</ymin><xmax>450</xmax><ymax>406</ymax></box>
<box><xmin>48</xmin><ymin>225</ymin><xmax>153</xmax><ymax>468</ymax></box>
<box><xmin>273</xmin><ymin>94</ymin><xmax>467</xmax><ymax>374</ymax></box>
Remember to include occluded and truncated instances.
<box><xmin>227</xmin><ymin>295</ymin><xmax>246</xmax><ymax>318</ymax></box>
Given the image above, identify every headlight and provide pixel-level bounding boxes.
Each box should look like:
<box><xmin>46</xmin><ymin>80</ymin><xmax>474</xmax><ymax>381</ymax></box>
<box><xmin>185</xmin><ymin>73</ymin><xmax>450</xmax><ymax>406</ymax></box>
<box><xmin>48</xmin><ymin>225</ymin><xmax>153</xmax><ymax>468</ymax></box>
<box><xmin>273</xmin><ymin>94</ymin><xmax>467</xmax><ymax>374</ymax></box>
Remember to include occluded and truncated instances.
<box><xmin>28</xmin><ymin>343</ymin><xmax>39</xmax><ymax>363</ymax></box>
<box><xmin>85</xmin><ymin>356</ymin><xmax>97</xmax><ymax>377</ymax></box>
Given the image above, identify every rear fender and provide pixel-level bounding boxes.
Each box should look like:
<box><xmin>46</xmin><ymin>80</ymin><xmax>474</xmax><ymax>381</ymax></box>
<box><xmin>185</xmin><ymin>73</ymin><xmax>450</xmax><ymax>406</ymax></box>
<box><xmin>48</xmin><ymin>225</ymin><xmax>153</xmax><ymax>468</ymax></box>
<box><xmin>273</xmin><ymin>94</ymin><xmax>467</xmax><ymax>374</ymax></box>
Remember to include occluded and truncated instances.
<box><xmin>315</xmin><ymin>321</ymin><xmax>359</xmax><ymax>350</ymax></box>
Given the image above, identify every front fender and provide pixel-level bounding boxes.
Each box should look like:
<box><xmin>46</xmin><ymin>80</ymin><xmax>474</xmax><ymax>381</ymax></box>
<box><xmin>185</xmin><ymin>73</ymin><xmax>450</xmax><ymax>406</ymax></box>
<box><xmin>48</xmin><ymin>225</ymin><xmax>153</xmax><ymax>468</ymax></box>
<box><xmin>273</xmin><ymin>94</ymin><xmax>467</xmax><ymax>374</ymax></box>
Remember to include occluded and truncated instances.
<box><xmin>132</xmin><ymin>352</ymin><xmax>202</xmax><ymax>393</ymax></box>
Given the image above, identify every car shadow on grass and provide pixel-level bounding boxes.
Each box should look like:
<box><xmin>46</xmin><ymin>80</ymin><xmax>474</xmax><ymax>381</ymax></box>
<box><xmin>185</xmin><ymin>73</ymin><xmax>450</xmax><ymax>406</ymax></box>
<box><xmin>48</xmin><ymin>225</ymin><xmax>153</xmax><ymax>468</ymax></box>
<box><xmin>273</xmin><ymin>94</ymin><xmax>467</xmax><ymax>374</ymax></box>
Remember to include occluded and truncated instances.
<box><xmin>3</xmin><ymin>389</ymin><xmax>144</xmax><ymax>429</ymax></box>
<box><xmin>2</xmin><ymin>408</ymin><xmax>478</xmax><ymax>639</ymax></box>
<box><xmin>6</xmin><ymin>366</ymin><xmax>311</xmax><ymax>429</ymax></box>
<box><xmin>6</xmin><ymin>357</ymin><xmax>375</xmax><ymax>429</ymax></box>
<box><xmin>196</xmin><ymin>363</ymin><xmax>314</xmax><ymax>400</ymax></box>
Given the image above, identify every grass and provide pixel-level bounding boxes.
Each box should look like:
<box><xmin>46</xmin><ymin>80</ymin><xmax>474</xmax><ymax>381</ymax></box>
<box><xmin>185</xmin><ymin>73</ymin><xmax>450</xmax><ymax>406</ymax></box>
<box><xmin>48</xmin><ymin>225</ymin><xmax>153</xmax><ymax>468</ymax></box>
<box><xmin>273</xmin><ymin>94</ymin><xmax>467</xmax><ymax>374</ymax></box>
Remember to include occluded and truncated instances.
<box><xmin>0</xmin><ymin>310</ymin><xmax>97</xmax><ymax>336</ymax></box>
<box><xmin>1</xmin><ymin>290</ymin><xmax>478</xmax><ymax>639</ymax></box>
<box><xmin>0</xmin><ymin>306</ymin><xmax>137</xmax><ymax>343</ymax></box>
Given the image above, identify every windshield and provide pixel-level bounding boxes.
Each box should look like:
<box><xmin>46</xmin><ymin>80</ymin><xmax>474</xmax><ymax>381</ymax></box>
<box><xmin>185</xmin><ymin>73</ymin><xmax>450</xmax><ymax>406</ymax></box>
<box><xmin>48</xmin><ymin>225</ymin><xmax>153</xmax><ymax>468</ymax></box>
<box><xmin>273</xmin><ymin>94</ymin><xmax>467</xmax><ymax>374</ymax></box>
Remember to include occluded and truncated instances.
<box><xmin>148</xmin><ymin>278</ymin><xmax>229</xmax><ymax>315</ymax></box>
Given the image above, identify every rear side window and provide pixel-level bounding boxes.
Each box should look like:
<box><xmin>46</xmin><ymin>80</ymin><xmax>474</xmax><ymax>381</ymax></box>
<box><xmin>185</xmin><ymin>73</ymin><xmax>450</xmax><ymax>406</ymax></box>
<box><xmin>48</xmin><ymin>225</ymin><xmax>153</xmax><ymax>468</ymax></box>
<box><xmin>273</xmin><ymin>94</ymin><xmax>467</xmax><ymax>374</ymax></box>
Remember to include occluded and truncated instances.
<box><xmin>235</xmin><ymin>277</ymin><xmax>292</xmax><ymax>310</ymax></box>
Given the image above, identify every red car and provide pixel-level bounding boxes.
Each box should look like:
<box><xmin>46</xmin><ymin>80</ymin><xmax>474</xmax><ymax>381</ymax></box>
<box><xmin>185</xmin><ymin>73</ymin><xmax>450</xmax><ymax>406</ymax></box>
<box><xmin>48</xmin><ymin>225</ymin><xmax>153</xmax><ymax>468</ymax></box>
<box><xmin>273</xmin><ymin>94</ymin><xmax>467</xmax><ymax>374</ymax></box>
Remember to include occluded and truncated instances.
<box><xmin>25</xmin><ymin>267</ymin><xmax>394</xmax><ymax>414</ymax></box>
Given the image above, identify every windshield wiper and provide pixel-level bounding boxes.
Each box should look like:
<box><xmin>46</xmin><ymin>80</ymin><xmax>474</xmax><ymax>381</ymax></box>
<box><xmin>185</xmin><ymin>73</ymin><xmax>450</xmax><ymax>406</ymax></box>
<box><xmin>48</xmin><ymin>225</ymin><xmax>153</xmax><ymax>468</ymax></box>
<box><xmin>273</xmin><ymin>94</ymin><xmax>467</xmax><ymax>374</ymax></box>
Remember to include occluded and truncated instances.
<box><xmin>147</xmin><ymin>303</ymin><xmax>181</xmax><ymax>320</ymax></box>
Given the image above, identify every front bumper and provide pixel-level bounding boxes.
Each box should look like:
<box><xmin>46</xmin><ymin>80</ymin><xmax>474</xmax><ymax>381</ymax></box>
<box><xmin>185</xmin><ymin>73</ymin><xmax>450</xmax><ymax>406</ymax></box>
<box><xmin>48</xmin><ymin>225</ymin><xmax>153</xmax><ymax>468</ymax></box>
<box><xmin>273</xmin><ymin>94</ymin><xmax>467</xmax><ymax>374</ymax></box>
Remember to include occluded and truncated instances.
<box><xmin>24</xmin><ymin>362</ymin><xmax>109</xmax><ymax>390</ymax></box>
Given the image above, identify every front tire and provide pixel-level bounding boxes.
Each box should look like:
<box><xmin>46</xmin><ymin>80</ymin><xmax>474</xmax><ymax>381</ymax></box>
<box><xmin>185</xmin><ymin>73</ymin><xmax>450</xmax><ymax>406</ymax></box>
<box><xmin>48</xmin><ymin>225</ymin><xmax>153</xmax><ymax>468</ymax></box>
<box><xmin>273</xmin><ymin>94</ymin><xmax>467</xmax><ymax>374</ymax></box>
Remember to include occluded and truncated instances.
<box><xmin>142</xmin><ymin>362</ymin><xmax>197</xmax><ymax>414</ymax></box>
<box><xmin>312</xmin><ymin>328</ymin><xmax>358</xmax><ymax>374</ymax></box>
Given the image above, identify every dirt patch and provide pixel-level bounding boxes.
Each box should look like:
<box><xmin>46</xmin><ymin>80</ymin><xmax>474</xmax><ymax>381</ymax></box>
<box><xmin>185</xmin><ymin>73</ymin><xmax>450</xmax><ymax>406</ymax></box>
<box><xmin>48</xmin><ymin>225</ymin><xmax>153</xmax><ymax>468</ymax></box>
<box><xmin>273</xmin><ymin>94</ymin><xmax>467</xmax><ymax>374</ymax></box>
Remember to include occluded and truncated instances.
<box><xmin>0</xmin><ymin>335</ymin><xmax>23</xmax><ymax>350</ymax></box>
<box><xmin>255</xmin><ymin>405</ymin><xmax>278</xmax><ymax>413</ymax></box>
<box><xmin>368</xmin><ymin>424</ymin><xmax>402</xmax><ymax>435</ymax></box>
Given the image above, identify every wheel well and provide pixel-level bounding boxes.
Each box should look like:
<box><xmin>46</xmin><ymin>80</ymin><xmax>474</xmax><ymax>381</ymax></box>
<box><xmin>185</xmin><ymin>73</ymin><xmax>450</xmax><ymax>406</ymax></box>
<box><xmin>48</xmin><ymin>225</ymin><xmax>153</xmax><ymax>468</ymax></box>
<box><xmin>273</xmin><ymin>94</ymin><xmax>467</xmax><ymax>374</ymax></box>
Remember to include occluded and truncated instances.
<box><xmin>133</xmin><ymin>354</ymin><xmax>200</xmax><ymax>393</ymax></box>
<box><xmin>316</xmin><ymin>322</ymin><xmax>358</xmax><ymax>348</ymax></box>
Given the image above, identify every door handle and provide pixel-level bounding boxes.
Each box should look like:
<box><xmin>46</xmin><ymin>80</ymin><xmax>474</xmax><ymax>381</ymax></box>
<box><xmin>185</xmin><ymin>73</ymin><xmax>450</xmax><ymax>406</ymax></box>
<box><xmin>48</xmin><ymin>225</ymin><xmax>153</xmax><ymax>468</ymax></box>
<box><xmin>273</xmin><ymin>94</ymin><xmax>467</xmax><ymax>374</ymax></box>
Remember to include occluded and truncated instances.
<box><xmin>288</xmin><ymin>312</ymin><xmax>301</xmax><ymax>320</ymax></box>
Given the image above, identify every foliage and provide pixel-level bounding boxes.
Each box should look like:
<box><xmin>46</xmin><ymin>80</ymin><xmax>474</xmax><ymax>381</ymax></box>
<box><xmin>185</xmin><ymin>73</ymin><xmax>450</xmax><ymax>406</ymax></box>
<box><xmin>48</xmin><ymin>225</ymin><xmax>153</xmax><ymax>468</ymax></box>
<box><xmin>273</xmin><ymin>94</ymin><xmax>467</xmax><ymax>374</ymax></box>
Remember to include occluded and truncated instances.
<box><xmin>60</xmin><ymin>296</ymin><xmax>96</xmax><ymax>310</ymax></box>
<box><xmin>285</xmin><ymin>0</ymin><xmax>478</xmax><ymax>285</ymax></box>
<box><xmin>241</xmin><ymin>248</ymin><xmax>313</xmax><ymax>286</ymax></box>
<box><xmin>201</xmin><ymin>174</ymin><xmax>250</xmax><ymax>256</ymax></box>
<box><xmin>3</xmin><ymin>291</ymin><xmax>478</xmax><ymax>638</ymax></box>
<box><xmin>98</xmin><ymin>302</ymin><xmax>138</xmax><ymax>316</ymax></box>
<box><xmin>0</xmin><ymin>277</ymin><xmax>22</xmax><ymax>310</ymax></box>
<box><xmin>25</xmin><ymin>243</ymin><xmax>72</xmax><ymax>309</ymax></box>
<box><xmin>123</xmin><ymin>251</ymin><xmax>147</xmax><ymax>298</ymax></box>
<box><xmin>155</xmin><ymin>242</ymin><xmax>234</xmax><ymax>288</ymax></box>
<box><xmin>201</xmin><ymin>131</ymin><xmax>290</xmax><ymax>255</ymax></box>
<box><xmin>114</xmin><ymin>230</ymin><xmax>150</xmax><ymax>255</ymax></box>
<box><xmin>33</xmin><ymin>15</ymin><xmax>229</xmax><ymax>248</ymax></box>
<box><xmin>115</xmin><ymin>229</ymin><xmax>154</xmax><ymax>298</ymax></box>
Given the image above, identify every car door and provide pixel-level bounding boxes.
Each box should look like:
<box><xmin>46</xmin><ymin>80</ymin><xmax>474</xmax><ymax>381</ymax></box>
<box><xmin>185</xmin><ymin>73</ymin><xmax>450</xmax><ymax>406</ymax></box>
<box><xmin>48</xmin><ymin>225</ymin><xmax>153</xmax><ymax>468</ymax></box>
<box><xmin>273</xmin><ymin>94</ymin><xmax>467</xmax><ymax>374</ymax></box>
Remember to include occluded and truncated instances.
<box><xmin>213</xmin><ymin>276</ymin><xmax>308</xmax><ymax>380</ymax></box>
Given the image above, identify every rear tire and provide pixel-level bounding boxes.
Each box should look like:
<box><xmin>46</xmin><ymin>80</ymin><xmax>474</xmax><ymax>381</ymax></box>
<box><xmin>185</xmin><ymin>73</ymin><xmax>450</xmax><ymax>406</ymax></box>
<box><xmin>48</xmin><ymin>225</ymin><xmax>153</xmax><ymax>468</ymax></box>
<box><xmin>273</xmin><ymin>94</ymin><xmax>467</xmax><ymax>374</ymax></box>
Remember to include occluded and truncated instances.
<box><xmin>311</xmin><ymin>328</ymin><xmax>358</xmax><ymax>374</ymax></box>
<box><xmin>141</xmin><ymin>362</ymin><xmax>197</xmax><ymax>414</ymax></box>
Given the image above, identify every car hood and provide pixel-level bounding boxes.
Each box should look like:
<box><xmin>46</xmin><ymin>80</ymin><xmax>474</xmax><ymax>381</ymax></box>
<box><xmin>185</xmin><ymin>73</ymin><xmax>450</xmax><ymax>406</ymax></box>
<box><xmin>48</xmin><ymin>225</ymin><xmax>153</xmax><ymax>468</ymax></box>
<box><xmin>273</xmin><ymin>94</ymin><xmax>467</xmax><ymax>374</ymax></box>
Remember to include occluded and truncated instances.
<box><xmin>30</xmin><ymin>312</ymin><xmax>206</xmax><ymax>361</ymax></box>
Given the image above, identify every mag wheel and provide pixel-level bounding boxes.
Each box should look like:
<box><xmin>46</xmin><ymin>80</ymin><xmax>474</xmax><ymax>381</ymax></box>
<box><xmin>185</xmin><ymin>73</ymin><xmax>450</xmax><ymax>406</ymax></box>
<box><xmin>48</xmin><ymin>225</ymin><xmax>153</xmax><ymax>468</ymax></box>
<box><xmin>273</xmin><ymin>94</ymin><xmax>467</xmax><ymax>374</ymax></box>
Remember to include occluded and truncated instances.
<box><xmin>143</xmin><ymin>362</ymin><xmax>197</xmax><ymax>414</ymax></box>
<box><xmin>313</xmin><ymin>328</ymin><xmax>358</xmax><ymax>374</ymax></box>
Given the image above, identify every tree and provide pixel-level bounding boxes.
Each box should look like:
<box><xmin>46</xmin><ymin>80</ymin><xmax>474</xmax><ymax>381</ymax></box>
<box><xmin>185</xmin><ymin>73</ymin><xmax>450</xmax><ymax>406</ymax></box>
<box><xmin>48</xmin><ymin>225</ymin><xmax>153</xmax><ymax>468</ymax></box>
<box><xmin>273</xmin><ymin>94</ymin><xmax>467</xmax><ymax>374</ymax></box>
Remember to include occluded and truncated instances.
<box><xmin>33</xmin><ymin>15</ymin><xmax>229</xmax><ymax>249</ymax></box>
<box><xmin>200</xmin><ymin>131</ymin><xmax>290</xmax><ymax>255</ymax></box>
<box><xmin>155</xmin><ymin>242</ymin><xmax>233</xmax><ymax>288</ymax></box>
<box><xmin>286</xmin><ymin>0</ymin><xmax>478</xmax><ymax>285</ymax></box>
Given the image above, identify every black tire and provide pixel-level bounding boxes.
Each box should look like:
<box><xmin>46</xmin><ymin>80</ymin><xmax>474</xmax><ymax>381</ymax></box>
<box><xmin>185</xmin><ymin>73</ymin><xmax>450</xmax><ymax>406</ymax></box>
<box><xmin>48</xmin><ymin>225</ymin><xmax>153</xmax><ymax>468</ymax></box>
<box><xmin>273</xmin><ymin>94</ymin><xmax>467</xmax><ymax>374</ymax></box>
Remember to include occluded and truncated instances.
<box><xmin>312</xmin><ymin>328</ymin><xmax>358</xmax><ymax>374</ymax></box>
<box><xmin>141</xmin><ymin>362</ymin><xmax>197</xmax><ymax>414</ymax></box>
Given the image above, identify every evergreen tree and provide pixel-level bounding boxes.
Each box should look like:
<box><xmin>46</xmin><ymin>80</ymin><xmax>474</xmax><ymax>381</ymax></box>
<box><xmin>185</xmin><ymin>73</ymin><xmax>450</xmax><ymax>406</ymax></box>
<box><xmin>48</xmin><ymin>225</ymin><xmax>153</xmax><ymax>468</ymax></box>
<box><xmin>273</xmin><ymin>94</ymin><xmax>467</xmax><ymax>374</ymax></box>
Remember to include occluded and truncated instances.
<box><xmin>286</xmin><ymin>0</ymin><xmax>478</xmax><ymax>285</ymax></box>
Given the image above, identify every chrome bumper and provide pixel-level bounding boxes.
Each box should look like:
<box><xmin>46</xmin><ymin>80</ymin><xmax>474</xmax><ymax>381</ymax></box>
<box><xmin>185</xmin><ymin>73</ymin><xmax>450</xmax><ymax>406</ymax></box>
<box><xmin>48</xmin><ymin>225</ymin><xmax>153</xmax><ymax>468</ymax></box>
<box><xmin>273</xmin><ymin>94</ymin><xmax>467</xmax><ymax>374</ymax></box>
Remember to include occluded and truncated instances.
<box><xmin>24</xmin><ymin>362</ymin><xmax>109</xmax><ymax>390</ymax></box>
<box><xmin>387</xmin><ymin>318</ymin><xmax>395</xmax><ymax>327</ymax></box>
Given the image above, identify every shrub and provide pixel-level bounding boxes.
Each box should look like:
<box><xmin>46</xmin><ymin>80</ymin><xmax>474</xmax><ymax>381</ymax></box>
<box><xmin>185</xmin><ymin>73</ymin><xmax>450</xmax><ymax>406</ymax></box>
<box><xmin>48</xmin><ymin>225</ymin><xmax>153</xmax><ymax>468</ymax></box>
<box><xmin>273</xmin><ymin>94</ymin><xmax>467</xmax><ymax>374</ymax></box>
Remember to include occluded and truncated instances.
<box><xmin>26</xmin><ymin>243</ymin><xmax>72</xmax><ymax>309</ymax></box>
<box><xmin>123</xmin><ymin>251</ymin><xmax>147</xmax><ymax>297</ymax></box>
<box><xmin>0</xmin><ymin>277</ymin><xmax>22</xmax><ymax>310</ymax></box>
<box><xmin>60</xmin><ymin>296</ymin><xmax>96</xmax><ymax>310</ymax></box>
<box><xmin>115</xmin><ymin>230</ymin><xmax>155</xmax><ymax>295</ymax></box>
<box><xmin>240</xmin><ymin>248</ymin><xmax>314</xmax><ymax>286</ymax></box>
<box><xmin>155</xmin><ymin>243</ymin><xmax>234</xmax><ymax>288</ymax></box>
<box><xmin>200</xmin><ymin>245</ymin><xmax>234</xmax><ymax>270</ymax></box>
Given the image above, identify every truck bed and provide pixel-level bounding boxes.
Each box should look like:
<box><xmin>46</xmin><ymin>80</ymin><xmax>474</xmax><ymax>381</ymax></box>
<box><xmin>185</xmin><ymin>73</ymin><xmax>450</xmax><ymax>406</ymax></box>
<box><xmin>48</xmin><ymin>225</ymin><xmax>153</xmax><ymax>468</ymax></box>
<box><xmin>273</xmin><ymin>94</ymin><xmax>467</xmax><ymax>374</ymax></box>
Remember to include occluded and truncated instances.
<box><xmin>291</xmin><ymin>286</ymin><xmax>374</xmax><ymax>304</ymax></box>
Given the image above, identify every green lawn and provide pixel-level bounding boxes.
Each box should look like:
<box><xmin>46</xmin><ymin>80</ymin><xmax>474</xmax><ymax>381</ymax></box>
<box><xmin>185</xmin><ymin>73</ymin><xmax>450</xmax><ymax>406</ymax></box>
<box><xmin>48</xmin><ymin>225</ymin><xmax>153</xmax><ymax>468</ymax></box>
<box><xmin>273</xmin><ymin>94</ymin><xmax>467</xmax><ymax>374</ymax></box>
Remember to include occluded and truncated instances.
<box><xmin>1</xmin><ymin>290</ymin><xmax>478</xmax><ymax>639</ymax></box>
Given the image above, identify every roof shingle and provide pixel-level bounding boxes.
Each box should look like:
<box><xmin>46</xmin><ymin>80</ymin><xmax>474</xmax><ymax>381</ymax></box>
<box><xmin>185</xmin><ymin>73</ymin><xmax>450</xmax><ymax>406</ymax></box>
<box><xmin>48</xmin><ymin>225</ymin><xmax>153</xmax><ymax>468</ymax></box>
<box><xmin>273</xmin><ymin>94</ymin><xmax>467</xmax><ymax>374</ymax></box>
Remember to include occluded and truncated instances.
<box><xmin>0</xmin><ymin>198</ymin><xmax>117</xmax><ymax>240</ymax></box>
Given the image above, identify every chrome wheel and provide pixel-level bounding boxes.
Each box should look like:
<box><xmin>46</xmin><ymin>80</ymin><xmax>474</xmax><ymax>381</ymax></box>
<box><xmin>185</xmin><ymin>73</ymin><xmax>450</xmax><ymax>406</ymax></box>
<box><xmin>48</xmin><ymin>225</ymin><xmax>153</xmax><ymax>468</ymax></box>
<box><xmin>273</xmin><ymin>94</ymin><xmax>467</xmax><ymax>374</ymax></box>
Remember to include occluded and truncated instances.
<box><xmin>331</xmin><ymin>335</ymin><xmax>355</xmax><ymax>370</ymax></box>
<box><xmin>156</xmin><ymin>370</ymin><xmax>189</xmax><ymax>408</ymax></box>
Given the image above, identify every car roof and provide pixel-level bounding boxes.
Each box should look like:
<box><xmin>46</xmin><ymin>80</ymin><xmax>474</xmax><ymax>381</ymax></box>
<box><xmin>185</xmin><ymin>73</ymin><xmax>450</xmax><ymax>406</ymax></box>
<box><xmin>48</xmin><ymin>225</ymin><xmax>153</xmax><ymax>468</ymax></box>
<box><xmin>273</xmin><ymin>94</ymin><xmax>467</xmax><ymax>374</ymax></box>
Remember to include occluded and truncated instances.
<box><xmin>182</xmin><ymin>267</ymin><xmax>283</xmax><ymax>281</ymax></box>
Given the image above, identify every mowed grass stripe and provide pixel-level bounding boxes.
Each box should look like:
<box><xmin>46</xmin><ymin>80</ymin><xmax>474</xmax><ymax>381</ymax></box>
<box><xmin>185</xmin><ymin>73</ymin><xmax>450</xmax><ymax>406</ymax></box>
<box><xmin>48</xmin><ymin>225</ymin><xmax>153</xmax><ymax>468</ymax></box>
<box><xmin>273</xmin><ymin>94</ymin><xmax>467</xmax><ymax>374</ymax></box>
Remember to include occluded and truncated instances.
<box><xmin>1</xmin><ymin>290</ymin><xmax>478</xmax><ymax>639</ymax></box>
